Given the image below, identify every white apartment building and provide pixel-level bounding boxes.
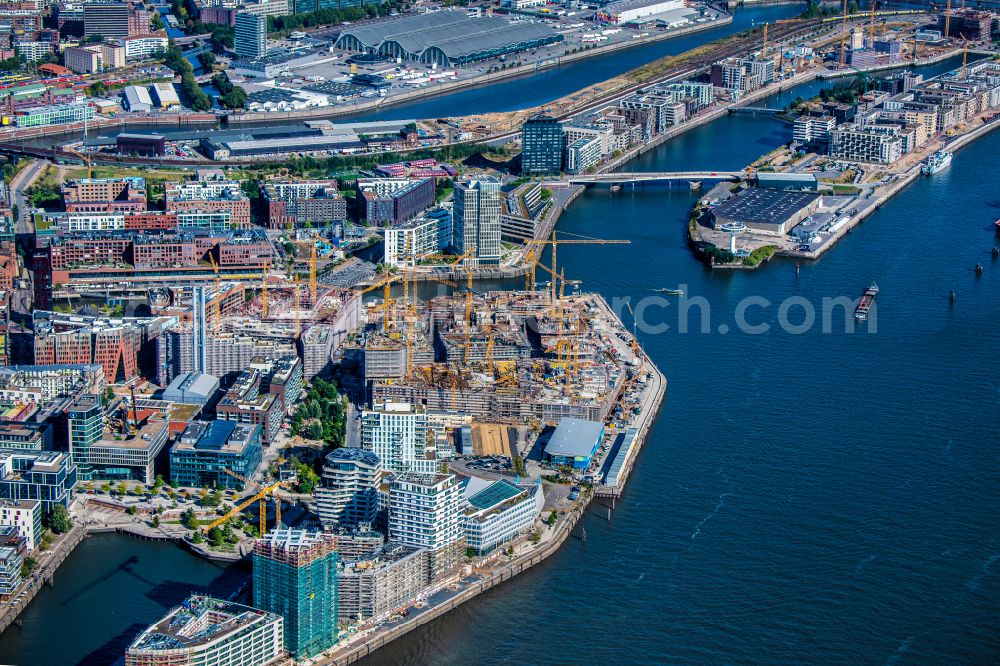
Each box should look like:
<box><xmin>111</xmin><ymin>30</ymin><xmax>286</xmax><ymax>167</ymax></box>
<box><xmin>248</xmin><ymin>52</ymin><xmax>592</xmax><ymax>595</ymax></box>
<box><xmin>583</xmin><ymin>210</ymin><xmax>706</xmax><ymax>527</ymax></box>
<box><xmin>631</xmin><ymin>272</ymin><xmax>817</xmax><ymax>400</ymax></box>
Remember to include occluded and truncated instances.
<box><xmin>125</xmin><ymin>596</ymin><xmax>285</xmax><ymax>666</ymax></box>
<box><xmin>114</xmin><ymin>35</ymin><xmax>169</xmax><ymax>61</ymax></box>
<box><xmin>361</xmin><ymin>400</ymin><xmax>434</xmax><ymax>474</ymax></box>
<box><xmin>0</xmin><ymin>499</ymin><xmax>42</xmax><ymax>551</ymax></box>
<box><xmin>793</xmin><ymin>115</ymin><xmax>836</xmax><ymax>144</ymax></box>
<box><xmin>383</xmin><ymin>214</ymin><xmax>452</xmax><ymax>267</ymax></box>
<box><xmin>389</xmin><ymin>472</ymin><xmax>465</xmax><ymax>580</ymax></box>
<box><xmin>64</xmin><ymin>213</ymin><xmax>126</xmax><ymax>232</ymax></box>
<box><xmin>315</xmin><ymin>447</ymin><xmax>382</xmax><ymax>530</ymax></box>
<box><xmin>830</xmin><ymin>127</ymin><xmax>904</xmax><ymax>164</ymax></box>
<box><xmin>453</xmin><ymin>177</ymin><xmax>501</xmax><ymax>266</ymax></box>
<box><xmin>565</xmin><ymin>136</ymin><xmax>603</xmax><ymax>174</ymax></box>
<box><xmin>176</xmin><ymin>210</ymin><xmax>231</xmax><ymax>231</ymax></box>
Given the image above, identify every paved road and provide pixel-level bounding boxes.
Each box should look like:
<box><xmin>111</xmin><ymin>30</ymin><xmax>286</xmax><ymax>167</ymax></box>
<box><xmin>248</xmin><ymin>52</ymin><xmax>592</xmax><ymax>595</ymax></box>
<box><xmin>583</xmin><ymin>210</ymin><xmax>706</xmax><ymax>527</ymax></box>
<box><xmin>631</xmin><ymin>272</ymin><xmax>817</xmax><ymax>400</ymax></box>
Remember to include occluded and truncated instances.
<box><xmin>9</xmin><ymin>158</ymin><xmax>45</xmax><ymax>234</ymax></box>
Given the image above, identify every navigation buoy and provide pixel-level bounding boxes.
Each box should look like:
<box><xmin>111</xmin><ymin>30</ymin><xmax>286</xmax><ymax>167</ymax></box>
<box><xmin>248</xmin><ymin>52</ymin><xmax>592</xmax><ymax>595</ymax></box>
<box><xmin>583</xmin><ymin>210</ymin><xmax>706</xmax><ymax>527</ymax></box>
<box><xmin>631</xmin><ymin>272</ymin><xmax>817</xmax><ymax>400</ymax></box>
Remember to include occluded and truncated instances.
<box><xmin>949</xmin><ymin>290</ymin><xmax>956</xmax><ymax>303</ymax></box>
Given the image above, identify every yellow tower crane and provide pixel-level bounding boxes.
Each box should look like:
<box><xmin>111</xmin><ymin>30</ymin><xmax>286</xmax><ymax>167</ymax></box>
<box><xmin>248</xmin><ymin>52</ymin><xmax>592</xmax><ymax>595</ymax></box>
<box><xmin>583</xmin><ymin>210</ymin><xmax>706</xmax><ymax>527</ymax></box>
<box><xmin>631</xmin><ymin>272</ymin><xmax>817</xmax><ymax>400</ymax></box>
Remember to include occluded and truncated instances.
<box><xmin>463</xmin><ymin>262</ymin><xmax>474</xmax><ymax>366</ymax></box>
<box><xmin>839</xmin><ymin>0</ymin><xmax>848</xmax><ymax>68</ymax></box>
<box><xmin>202</xmin><ymin>481</ymin><xmax>284</xmax><ymax>536</ymax></box>
<box><xmin>354</xmin><ymin>272</ymin><xmax>402</xmax><ymax>332</ymax></box>
<box><xmin>961</xmin><ymin>34</ymin><xmax>969</xmax><ymax>79</ymax></box>
<box><xmin>869</xmin><ymin>0</ymin><xmax>876</xmax><ymax>44</ymax></box>
<box><xmin>261</xmin><ymin>267</ymin><xmax>269</xmax><ymax>319</ymax></box>
<box><xmin>524</xmin><ymin>232</ymin><xmax>630</xmax><ymax>313</ymax></box>
<box><xmin>309</xmin><ymin>237</ymin><xmax>318</xmax><ymax>305</ymax></box>
<box><xmin>207</xmin><ymin>254</ymin><xmax>222</xmax><ymax>331</ymax></box>
<box><xmin>293</xmin><ymin>274</ymin><xmax>302</xmax><ymax>337</ymax></box>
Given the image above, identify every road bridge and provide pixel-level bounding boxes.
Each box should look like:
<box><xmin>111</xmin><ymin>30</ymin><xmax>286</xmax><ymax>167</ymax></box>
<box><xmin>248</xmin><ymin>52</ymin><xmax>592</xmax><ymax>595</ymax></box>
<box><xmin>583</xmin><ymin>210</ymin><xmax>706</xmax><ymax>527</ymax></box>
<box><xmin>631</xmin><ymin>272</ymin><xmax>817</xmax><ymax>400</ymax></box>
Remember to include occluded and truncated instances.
<box><xmin>729</xmin><ymin>106</ymin><xmax>782</xmax><ymax>115</ymax></box>
<box><xmin>561</xmin><ymin>171</ymin><xmax>744</xmax><ymax>184</ymax></box>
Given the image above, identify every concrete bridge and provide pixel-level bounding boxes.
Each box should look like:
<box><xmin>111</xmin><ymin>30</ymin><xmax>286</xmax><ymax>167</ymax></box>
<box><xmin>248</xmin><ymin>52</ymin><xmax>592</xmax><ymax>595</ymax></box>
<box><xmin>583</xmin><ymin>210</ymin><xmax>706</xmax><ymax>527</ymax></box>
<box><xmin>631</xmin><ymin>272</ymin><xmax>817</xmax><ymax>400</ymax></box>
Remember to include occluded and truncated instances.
<box><xmin>562</xmin><ymin>171</ymin><xmax>744</xmax><ymax>184</ymax></box>
<box><xmin>729</xmin><ymin>106</ymin><xmax>782</xmax><ymax>115</ymax></box>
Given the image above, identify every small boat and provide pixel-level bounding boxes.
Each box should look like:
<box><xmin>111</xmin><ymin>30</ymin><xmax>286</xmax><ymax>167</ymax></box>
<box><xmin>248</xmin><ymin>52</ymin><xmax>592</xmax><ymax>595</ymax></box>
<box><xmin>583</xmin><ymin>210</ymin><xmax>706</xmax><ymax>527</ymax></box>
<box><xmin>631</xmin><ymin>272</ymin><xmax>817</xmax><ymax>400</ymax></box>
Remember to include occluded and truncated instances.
<box><xmin>653</xmin><ymin>288</ymin><xmax>684</xmax><ymax>295</ymax></box>
<box><xmin>922</xmin><ymin>150</ymin><xmax>953</xmax><ymax>175</ymax></box>
<box><xmin>994</xmin><ymin>218</ymin><xmax>1000</xmax><ymax>234</ymax></box>
<box><xmin>854</xmin><ymin>283</ymin><xmax>879</xmax><ymax>321</ymax></box>
<box><xmin>975</xmin><ymin>263</ymin><xmax>983</xmax><ymax>275</ymax></box>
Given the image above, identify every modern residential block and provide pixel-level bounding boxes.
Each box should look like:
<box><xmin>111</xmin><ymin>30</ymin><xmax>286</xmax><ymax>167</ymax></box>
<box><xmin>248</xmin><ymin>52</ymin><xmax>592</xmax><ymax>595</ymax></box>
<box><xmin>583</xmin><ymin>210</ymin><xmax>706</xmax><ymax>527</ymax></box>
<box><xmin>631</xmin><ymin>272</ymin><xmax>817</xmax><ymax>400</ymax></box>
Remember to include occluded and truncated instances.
<box><xmin>253</xmin><ymin>530</ymin><xmax>338</xmax><ymax>658</ymax></box>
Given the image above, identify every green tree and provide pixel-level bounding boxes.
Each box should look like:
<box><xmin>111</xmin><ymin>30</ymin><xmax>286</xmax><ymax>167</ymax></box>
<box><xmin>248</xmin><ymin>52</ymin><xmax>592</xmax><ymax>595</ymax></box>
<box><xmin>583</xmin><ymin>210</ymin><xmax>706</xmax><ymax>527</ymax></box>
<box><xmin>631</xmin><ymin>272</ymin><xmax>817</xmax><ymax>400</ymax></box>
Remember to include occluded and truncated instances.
<box><xmin>116</xmin><ymin>481</ymin><xmax>128</xmax><ymax>496</ymax></box>
<box><xmin>151</xmin><ymin>515</ymin><xmax>161</xmax><ymax>528</ymax></box>
<box><xmin>207</xmin><ymin>526</ymin><xmax>224</xmax><ymax>548</ymax></box>
<box><xmin>0</xmin><ymin>56</ymin><xmax>23</xmax><ymax>72</ymax></box>
<box><xmin>132</xmin><ymin>484</ymin><xmax>144</xmax><ymax>496</ymax></box>
<box><xmin>181</xmin><ymin>508</ymin><xmax>199</xmax><ymax>530</ymax></box>
<box><xmin>198</xmin><ymin>51</ymin><xmax>216</xmax><ymax>71</ymax></box>
<box><xmin>49</xmin><ymin>504</ymin><xmax>72</xmax><ymax>534</ymax></box>
<box><xmin>153</xmin><ymin>474</ymin><xmax>165</xmax><ymax>492</ymax></box>
<box><xmin>200</xmin><ymin>490</ymin><xmax>223</xmax><ymax>507</ymax></box>
<box><xmin>191</xmin><ymin>530</ymin><xmax>205</xmax><ymax>544</ymax></box>
<box><xmin>20</xmin><ymin>556</ymin><xmax>37</xmax><ymax>577</ymax></box>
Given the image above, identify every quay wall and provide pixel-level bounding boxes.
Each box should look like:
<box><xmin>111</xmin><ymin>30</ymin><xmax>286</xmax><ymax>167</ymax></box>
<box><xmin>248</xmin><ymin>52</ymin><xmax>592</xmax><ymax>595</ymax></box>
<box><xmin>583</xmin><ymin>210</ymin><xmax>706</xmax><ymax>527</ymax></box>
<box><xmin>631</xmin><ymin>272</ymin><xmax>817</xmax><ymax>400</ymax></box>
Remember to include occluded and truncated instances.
<box><xmin>225</xmin><ymin>15</ymin><xmax>734</xmax><ymax>126</ymax></box>
<box><xmin>317</xmin><ymin>295</ymin><xmax>666</xmax><ymax>665</ymax></box>
<box><xmin>0</xmin><ymin>526</ymin><xmax>86</xmax><ymax>635</ymax></box>
<box><xmin>790</xmin><ymin>113</ymin><xmax>1000</xmax><ymax>261</ymax></box>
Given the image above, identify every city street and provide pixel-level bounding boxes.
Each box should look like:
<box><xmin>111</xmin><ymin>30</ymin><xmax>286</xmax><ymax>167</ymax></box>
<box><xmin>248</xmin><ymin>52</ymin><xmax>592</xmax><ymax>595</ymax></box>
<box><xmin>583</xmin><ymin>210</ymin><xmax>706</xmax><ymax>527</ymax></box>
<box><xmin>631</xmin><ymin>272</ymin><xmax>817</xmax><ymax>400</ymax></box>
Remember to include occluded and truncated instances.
<box><xmin>8</xmin><ymin>158</ymin><xmax>45</xmax><ymax>234</ymax></box>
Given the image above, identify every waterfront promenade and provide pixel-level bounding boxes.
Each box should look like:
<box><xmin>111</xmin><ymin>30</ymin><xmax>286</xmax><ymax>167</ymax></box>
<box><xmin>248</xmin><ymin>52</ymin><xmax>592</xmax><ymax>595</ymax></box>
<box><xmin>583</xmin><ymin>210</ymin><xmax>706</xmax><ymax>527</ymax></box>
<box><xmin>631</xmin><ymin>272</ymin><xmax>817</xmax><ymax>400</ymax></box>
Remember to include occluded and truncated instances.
<box><xmin>0</xmin><ymin>525</ymin><xmax>85</xmax><ymax>635</ymax></box>
<box><xmin>315</xmin><ymin>296</ymin><xmax>668</xmax><ymax>665</ymax></box>
<box><xmin>793</xmin><ymin>111</ymin><xmax>1000</xmax><ymax>261</ymax></box>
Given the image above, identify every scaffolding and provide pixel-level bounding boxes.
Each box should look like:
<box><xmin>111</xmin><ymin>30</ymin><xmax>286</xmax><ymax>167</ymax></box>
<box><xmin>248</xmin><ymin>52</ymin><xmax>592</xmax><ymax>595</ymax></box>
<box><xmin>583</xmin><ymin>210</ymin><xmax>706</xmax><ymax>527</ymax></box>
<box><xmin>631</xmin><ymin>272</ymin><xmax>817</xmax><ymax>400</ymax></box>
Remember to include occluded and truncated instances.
<box><xmin>253</xmin><ymin>530</ymin><xmax>339</xmax><ymax>658</ymax></box>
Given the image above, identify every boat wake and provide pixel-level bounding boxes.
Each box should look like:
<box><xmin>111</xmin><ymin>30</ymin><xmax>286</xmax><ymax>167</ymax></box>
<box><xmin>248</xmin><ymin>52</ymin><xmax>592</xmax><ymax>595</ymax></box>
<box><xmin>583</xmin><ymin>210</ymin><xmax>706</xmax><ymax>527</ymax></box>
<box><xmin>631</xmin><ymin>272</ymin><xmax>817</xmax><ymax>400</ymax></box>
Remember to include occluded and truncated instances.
<box><xmin>965</xmin><ymin>553</ymin><xmax>1000</xmax><ymax>592</ymax></box>
<box><xmin>690</xmin><ymin>492</ymin><xmax>734</xmax><ymax>541</ymax></box>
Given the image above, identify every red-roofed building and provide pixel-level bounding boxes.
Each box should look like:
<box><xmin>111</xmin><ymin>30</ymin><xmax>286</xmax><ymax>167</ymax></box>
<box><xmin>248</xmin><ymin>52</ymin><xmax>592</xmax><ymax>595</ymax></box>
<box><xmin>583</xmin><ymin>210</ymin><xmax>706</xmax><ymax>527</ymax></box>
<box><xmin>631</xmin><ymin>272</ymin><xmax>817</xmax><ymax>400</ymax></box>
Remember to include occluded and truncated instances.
<box><xmin>38</xmin><ymin>63</ymin><xmax>72</xmax><ymax>78</ymax></box>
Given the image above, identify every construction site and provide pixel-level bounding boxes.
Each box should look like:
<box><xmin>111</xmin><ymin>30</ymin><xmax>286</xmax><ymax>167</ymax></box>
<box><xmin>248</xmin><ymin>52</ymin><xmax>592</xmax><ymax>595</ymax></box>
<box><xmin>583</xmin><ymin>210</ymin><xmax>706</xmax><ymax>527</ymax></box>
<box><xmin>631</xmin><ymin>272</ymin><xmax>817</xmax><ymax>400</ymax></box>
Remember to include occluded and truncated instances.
<box><xmin>148</xmin><ymin>261</ymin><xmax>361</xmax><ymax>385</ymax></box>
<box><xmin>351</xmin><ymin>272</ymin><xmax>646</xmax><ymax>426</ymax></box>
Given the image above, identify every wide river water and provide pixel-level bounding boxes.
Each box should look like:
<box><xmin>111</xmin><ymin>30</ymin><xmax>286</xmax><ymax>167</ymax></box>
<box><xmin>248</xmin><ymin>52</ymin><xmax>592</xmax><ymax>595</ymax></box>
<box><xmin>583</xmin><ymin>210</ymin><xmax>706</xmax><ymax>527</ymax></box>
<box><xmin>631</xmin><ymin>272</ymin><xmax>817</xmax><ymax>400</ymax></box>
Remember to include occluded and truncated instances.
<box><xmin>3</xmin><ymin>13</ymin><xmax>999</xmax><ymax>666</ymax></box>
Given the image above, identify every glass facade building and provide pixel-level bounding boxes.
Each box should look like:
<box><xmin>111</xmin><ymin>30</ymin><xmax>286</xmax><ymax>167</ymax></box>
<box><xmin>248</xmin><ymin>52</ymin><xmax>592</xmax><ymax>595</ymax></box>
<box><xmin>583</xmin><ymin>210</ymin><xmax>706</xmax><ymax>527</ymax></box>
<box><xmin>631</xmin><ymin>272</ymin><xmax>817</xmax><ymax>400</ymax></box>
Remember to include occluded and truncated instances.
<box><xmin>521</xmin><ymin>115</ymin><xmax>564</xmax><ymax>175</ymax></box>
<box><xmin>0</xmin><ymin>451</ymin><xmax>78</xmax><ymax>514</ymax></box>
<box><xmin>170</xmin><ymin>421</ymin><xmax>263</xmax><ymax>490</ymax></box>
<box><xmin>253</xmin><ymin>530</ymin><xmax>338</xmax><ymax>659</ymax></box>
<box><xmin>15</xmin><ymin>102</ymin><xmax>95</xmax><ymax>128</ymax></box>
<box><xmin>66</xmin><ymin>394</ymin><xmax>102</xmax><ymax>481</ymax></box>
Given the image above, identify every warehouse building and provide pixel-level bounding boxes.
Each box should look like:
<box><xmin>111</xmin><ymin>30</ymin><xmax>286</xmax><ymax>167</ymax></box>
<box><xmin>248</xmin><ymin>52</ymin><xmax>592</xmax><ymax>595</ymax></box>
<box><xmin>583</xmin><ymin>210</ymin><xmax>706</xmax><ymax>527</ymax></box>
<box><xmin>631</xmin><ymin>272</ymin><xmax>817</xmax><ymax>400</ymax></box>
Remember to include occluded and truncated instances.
<box><xmin>544</xmin><ymin>418</ymin><xmax>603</xmax><ymax>469</ymax></box>
<box><xmin>596</xmin><ymin>0</ymin><xmax>686</xmax><ymax>25</ymax></box>
<box><xmin>335</xmin><ymin>10</ymin><xmax>563</xmax><ymax>67</ymax></box>
<box><xmin>711</xmin><ymin>188</ymin><xmax>822</xmax><ymax>237</ymax></box>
